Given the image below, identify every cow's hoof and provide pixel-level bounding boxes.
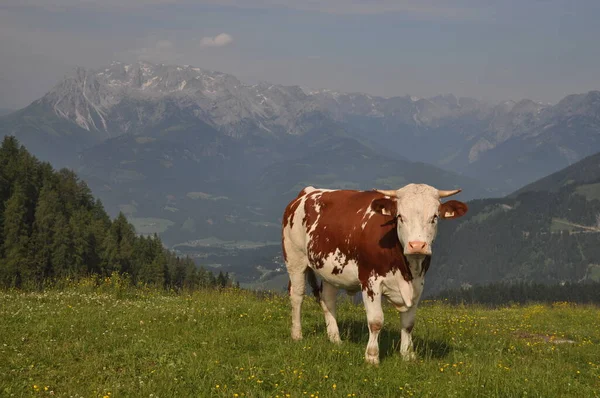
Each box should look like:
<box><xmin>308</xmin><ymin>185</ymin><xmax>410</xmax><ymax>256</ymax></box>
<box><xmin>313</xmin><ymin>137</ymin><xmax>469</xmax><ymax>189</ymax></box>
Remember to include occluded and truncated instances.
<box><xmin>401</xmin><ymin>351</ymin><xmax>417</xmax><ymax>361</ymax></box>
<box><xmin>291</xmin><ymin>331</ymin><xmax>303</xmax><ymax>341</ymax></box>
<box><xmin>328</xmin><ymin>334</ymin><xmax>341</xmax><ymax>344</ymax></box>
<box><xmin>365</xmin><ymin>348</ymin><xmax>380</xmax><ymax>365</ymax></box>
<box><xmin>365</xmin><ymin>355</ymin><xmax>380</xmax><ymax>366</ymax></box>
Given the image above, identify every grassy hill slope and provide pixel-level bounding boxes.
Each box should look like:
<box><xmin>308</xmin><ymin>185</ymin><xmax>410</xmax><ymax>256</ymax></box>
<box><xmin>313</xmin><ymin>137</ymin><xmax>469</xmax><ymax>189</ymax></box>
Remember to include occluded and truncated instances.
<box><xmin>2</xmin><ymin>285</ymin><xmax>599</xmax><ymax>397</ymax></box>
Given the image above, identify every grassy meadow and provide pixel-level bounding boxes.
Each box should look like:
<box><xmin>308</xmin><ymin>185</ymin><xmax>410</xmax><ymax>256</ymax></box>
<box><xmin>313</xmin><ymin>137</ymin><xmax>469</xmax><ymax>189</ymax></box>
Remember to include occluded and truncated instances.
<box><xmin>1</xmin><ymin>280</ymin><xmax>600</xmax><ymax>397</ymax></box>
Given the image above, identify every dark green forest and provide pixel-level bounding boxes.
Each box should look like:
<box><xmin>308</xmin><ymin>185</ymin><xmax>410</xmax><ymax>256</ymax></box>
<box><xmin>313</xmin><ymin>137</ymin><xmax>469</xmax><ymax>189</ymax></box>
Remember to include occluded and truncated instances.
<box><xmin>0</xmin><ymin>136</ymin><xmax>233</xmax><ymax>290</ymax></box>
<box><xmin>429</xmin><ymin>187</ymin><xmax>600</xmax><ymax>292</ymax></box>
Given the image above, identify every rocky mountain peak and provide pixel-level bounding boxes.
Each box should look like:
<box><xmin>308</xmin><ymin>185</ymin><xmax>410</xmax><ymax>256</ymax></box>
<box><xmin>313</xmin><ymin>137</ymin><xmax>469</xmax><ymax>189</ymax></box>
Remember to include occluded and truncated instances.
<box><xmin>553</xmin><ymin>90</ymin><xmax>600</xmax><ymax>117</ymax></box>
<box><xmin>37</xmin><ymin>61</ymin><xmax>321</xmax><ymax>136</ymax></box>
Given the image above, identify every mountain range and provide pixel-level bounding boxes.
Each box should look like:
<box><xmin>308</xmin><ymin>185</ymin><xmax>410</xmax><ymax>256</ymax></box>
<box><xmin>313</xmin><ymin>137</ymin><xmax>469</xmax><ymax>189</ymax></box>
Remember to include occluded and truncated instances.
<box><xmin>311</xmin><ymin>89</ymin><xmax>600</xmax><ymax>193</ymax></box>
<box><xmin>3</xmin><ymin>61</ymin><xmax>600</xmax><ymax>190</ymax></box>
<box><xmin>1</xmin><ymin>60</ymin><xmax>600</xmax><ymax>286</ymax></box>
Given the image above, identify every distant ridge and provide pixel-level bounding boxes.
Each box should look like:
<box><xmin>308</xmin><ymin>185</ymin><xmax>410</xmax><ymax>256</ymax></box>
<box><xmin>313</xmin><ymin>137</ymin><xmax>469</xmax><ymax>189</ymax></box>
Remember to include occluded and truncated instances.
<box><xmin>510</xmin><ymin>151</ymin><xmax>600</xmax><ymax>197</ymax></box>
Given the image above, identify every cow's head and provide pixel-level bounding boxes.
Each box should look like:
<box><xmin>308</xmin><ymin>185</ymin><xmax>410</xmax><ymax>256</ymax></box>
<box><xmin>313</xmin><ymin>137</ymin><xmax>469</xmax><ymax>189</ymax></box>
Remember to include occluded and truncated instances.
<box><xmin>371</xmin><ymin>183</ymin><xmax>468</xmax><ymax>257</ymax></box>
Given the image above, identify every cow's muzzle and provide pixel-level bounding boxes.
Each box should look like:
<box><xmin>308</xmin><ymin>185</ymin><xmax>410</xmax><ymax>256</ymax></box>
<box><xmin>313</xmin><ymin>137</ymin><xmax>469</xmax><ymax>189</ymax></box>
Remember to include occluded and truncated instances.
<box><xmin>405</xmin><ymin>241</ymin><xmax>431</xmax><ymax>255</ymax></box>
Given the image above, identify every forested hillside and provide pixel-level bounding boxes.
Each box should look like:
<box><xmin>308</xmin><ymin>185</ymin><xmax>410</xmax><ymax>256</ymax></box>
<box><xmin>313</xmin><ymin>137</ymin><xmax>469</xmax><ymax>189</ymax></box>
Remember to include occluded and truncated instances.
<box><xmin>0</xmin><ymin>136</ymin><xmax>232</xmax><ymax>289</ymax></box>
<box><xmin>429</xmin><ymin>176</ymin><xmax>600</xmax><ymax>292</ymax></box>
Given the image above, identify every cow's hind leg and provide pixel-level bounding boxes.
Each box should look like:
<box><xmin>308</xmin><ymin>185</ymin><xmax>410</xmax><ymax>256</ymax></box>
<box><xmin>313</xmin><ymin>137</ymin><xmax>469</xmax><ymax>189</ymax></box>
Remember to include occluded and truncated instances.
<box><xmin>288</xmin><ymin>269</ymin><xmax>307</xmax><ymax>341</ymax></box>
<box><xmin>362</xmin><ymin>288</ymin><xmax>384</xmax><ymax>365</ymax></box>
<box><xmin>319</xmin><ymin>281</ymin><xmax>341</xmax><ymax>343</ymax></box>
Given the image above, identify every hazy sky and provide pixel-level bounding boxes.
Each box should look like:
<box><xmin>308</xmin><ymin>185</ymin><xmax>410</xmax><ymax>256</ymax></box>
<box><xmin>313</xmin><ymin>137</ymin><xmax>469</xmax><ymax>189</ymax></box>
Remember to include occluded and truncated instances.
<box><xmin>1</xmin><ymin>0</ymin><xmax>599</xmax><ymax>109</ymax></box>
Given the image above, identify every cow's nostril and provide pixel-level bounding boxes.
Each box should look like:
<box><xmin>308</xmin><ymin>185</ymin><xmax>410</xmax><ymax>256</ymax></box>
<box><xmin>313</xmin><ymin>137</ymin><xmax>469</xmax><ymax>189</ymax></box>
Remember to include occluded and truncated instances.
<box><xmin>408</xmin><ymin>241</ymin><xmax>427</xmax><ymax>251</ymax></box>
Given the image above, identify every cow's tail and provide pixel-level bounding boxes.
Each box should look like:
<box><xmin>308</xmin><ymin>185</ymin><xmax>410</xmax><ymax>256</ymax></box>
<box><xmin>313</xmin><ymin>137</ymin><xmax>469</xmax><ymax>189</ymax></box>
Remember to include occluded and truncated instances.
<box><xmin>305</xmin><ymin>268</ymin><xmax>322</xmax><ymax>302</ymax></box>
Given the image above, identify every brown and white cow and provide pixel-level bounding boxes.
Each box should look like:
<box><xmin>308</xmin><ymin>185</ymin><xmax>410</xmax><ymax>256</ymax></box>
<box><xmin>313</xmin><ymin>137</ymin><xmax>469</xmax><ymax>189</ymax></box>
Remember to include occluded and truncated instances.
<box><xmin>281</xmin><ymin>183</ymin><xmax>468</xmax><ymax>364</ymax></box>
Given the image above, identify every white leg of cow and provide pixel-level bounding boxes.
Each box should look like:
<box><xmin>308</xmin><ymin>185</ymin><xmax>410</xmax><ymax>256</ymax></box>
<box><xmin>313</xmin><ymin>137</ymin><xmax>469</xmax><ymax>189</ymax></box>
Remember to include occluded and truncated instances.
<box><xmin>319</xmin><ymin>281</ymin><xmax>341</xmax><ymax>343</ymax></box>
<box><xmin>288</xmin><ymin>271</ymin><xmax>306</xmax><ymax>341</ymax></box>
<box><xmin>362</xmin><ymin>289</ymin><xmax>384</xmax><ymax>365</ymax></box>
<box><xmin>400</xmin><ymin>305</ymin><xmax>417</xmax><ymax>361</ymax></box>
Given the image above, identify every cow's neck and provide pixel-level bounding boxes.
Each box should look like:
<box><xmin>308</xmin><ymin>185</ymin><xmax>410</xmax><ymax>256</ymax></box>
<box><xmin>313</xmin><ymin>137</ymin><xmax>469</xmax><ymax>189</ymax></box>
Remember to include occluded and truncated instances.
<box><xmin>381</xmin><ymin>255</ymin><xmax>426</xmax><ymax>310</ymax></box>
<box><xmin>406</xmin><ymin>256</ymin><xmax>426</xmax><ymax>277</ymax></box>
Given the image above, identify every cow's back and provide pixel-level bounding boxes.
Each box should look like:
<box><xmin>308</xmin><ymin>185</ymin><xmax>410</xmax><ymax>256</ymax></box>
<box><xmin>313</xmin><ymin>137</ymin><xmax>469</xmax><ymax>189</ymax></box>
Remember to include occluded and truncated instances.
<box><xmin>282</xmin><ymin>187</ymin><xmax>378</xmax><ymax>252</ymax></box>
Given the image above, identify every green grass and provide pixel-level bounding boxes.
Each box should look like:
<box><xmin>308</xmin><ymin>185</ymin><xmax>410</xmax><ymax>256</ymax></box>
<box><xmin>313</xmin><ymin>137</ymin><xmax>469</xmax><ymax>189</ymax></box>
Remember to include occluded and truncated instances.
<box><xmin>575</xmin><ymin>183</ymin><xmax>600</xmax><ymax>202</ymax></box>
<box><xmin>129</xmin><ymin>217</ymin><xmax>175</xmax><ymax>235</ymax></box>
<box><xmin>588</xmin><ymin>264</ymin><xmax>600</xmax><ymax>282</ymax></box>
<box><xmin>470</xmin><ymin>204</ymin><xmax>512</xmax><ymax>224</ymax></box>
<box><xmin>551</xmin><ymin>218</ymin><xmax>579</xmax><ymax>233</ymax></box>
<box><xmin>186</xmin><ymin>192</ymin><xmax>229</xmax><ymax>201</ymax></box>
<box><xmin>174</xmin><ymin>238</ymin><xmax>279</xmax><ymax>250</ymax></box>
<box><xmin>1</xmin><ymin>285</ymin><xmax>600</xmax><ymax>397</ymax></box>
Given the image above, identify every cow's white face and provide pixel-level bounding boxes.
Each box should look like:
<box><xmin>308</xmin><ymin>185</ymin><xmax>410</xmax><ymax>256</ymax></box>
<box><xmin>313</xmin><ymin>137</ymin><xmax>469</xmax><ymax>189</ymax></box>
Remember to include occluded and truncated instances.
<box><xmin>371</xmin><ymin>183</ymin><xmax>468</xmax><ymax>257</ymax></box>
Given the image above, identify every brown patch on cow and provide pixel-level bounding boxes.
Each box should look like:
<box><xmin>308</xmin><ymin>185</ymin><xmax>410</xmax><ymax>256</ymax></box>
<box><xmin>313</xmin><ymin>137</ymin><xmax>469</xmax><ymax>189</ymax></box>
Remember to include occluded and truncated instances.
<box><xmin>303</xmin><ymin>192</ymin><xmax>328</xmax><ymax>269</ymax></box>
<box><xmin>405</xmin><ymin>324</ymin><xmax>414</xmax><ymax>333</ymax></box>
<box><xmin>359</xmin><ymin>206</ymin><xmax>413</xmax><ymax>290</ymax></box>
<box><xmin>287</xmin><ymin>189</ymin><xmax>413</xmax><ymax>294</ymax></box>
<box><xmin>366</xmin><ymin>287</ymin><xmax>375</xmax><ymax>301</ymax></box>
<box><xmin>332</xmin><ymin>266</ymin><xmax>343</xmax><ymax>275</ymax></box>
<box><xmin>371</xmin><ymin>198</ymin><xmax>396</xmax><ymax>217</ymax></box>
<box><xmin>369</xmin><ymin>321</ymin><xmax>383</xmax><ymax>333</ymax></box>
<box><xmin>282</xmin><ymin>188</ymin><xmax>307</xmax><ymax>229</ymax></box>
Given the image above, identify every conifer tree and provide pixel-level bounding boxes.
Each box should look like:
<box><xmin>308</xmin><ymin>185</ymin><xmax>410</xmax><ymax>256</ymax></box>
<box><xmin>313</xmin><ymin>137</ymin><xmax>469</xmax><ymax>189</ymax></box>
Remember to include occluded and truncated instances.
<box><xmin>51</xmin><ymin>213</ymin><xmax>75</xmax><ymax>278</ymax></box>
<box><xmin>217</xmin><ymin>271</ymin><xmax>227</xmax><ymax>288</ymax></box>
<box><xmin>0</xmin><ymin>184</ymin><xmax>31</xmax><ymax>287</ymax></box>
<box><xmin>30</xmin><ymin>185</ymin><xmax>62</xmax><ymax>284</ymax></box>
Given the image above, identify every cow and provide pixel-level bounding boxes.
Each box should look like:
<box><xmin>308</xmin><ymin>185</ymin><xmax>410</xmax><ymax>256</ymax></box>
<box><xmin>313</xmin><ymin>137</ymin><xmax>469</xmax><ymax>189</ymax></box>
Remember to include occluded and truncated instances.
<box><xmin>281</xmin><ymin>183</ymin><xmax>468</xmax><ymax>364</ymax></box>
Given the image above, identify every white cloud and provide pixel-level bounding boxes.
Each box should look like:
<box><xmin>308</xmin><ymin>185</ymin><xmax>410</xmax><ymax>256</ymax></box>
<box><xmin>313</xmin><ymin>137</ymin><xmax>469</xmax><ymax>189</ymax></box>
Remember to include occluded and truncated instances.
<box><xmin>200</xmin><ymin>33</ymin><xmax>233</xmax><ymax>48</ymax></box>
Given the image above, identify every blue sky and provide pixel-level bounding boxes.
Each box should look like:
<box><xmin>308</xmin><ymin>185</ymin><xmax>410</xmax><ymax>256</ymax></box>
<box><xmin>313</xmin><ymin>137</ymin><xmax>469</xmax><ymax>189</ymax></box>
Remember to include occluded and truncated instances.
<box><xmin>0</xmin><ymin>0</ymin><xmax>599</xmax><ymax>108</ymax></box>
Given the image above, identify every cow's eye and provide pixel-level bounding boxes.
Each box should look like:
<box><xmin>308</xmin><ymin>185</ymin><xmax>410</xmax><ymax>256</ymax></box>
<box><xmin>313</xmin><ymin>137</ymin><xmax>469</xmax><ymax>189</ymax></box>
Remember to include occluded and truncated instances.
<box><xmin>431</xmin><ymin>214</ymin><xmax>438</xmax><ymax>224</ymax></box>
<box><xmin>397</xmin><ymin>214</ymin><xmax>404</xmax><ymax>223</ymax></box>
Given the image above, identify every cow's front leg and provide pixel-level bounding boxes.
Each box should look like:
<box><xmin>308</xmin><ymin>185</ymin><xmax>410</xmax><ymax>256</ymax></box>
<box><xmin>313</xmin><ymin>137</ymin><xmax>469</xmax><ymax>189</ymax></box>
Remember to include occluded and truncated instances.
<box><xmin>362</xmin><ymin>288</ymin><xmax>384</xmax><ymax>365</ymax></box>
<box><xmin>400</xmin><ymin>305</ymin><xmax>417</xmax><ymax>361</ymax></box>
<box><xmin>320</xmin><ymin>281</ymin><xmax>341</xmax><ymax>343</ymax></box>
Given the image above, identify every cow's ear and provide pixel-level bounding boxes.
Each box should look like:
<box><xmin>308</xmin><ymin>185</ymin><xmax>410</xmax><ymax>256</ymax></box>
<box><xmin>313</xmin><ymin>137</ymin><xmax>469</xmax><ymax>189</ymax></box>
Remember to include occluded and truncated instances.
<box><xmin>439</xmin><ymin>200</ymin><xmax>468</xmax><ymax>219</ymax></box>
<box><xmin>371</xmin><ymin>198</ymin><xmax>396</xmax><ymax>217</ymax></box>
